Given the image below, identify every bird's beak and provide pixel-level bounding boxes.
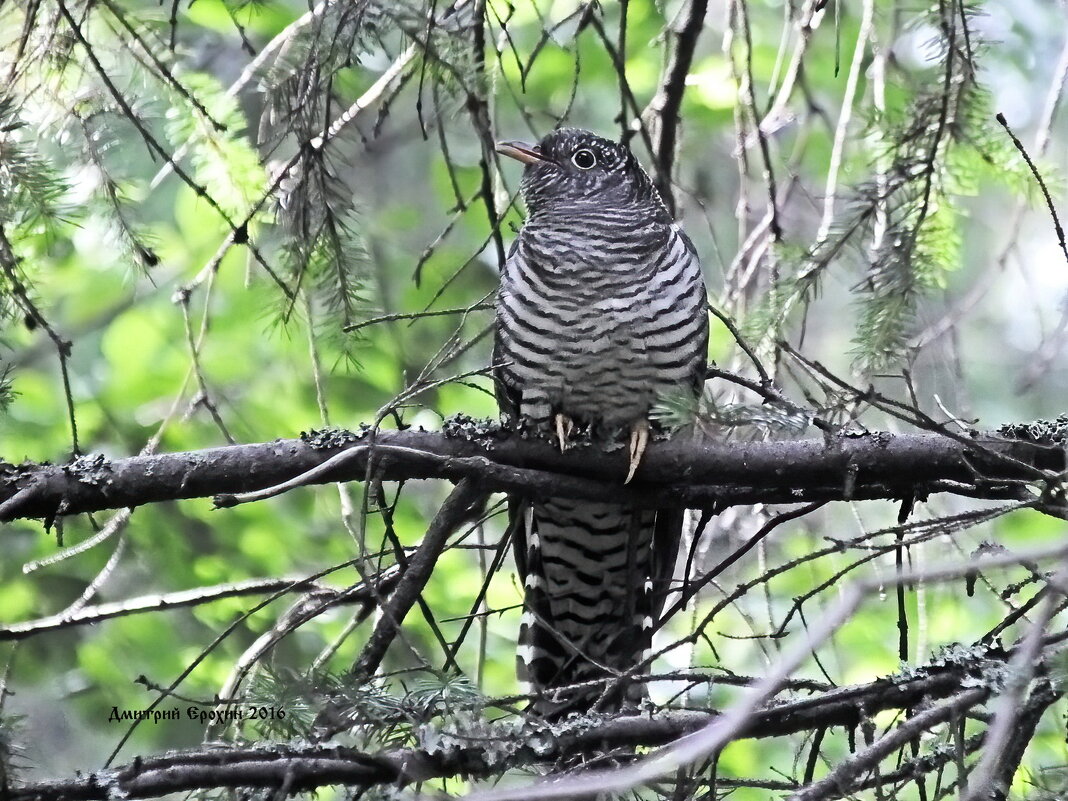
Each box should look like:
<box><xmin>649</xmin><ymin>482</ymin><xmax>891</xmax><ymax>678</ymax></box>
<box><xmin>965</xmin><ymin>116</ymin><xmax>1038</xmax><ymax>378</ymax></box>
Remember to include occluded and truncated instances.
<box><xmin>495</xmin><ymin>140</ymin><xmax>549</xmax><ymax>165</ymax></box>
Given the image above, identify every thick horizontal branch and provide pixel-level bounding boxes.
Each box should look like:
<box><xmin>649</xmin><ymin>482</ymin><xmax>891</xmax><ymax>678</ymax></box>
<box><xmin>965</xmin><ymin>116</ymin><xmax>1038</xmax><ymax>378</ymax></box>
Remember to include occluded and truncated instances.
<box><xmin>0</xmin><ymin>420</ymin><xmax>1061</xmax><ymax>522</ymax></box>
<box><xmin>6</xmin><ymin>657</ymin><xmax>1000</xmax><ymax>801</ymax></box>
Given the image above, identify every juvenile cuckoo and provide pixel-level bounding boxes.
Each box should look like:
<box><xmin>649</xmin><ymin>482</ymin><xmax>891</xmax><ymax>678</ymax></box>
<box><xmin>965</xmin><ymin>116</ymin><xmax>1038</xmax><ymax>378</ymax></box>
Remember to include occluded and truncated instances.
<box><xmin>493</xmin><ymin>128</ymin><xmax>709</xmax><ymax>716</ymax></box>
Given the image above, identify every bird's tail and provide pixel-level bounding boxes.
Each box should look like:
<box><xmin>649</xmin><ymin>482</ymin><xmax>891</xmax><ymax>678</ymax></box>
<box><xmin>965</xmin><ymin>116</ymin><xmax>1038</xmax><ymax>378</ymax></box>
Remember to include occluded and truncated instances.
<box><xmin>515</xmin><ymin>497</ymin><xmax>679</xmax><ymax>718</ymax></box>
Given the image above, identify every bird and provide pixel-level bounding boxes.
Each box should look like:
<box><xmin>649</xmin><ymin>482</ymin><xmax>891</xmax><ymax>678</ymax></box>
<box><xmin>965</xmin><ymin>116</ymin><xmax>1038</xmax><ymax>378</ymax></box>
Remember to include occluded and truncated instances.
<box><xmin>492</xmin><ymin>128</ymin><xmax>709</xmax><ymax>717</ymax></box>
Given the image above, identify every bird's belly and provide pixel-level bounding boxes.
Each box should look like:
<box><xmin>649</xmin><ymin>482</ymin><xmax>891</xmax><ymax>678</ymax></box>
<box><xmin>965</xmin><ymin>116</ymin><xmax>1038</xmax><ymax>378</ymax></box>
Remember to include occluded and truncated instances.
<box><xmin>498</xmin><ymin>275</ymin><xmax>697</xmax><ymax>430</ymax></box>
<box><xmin>541</xmin><ymin>304</ymin><xmax>656</xmax><ymax>427</ymax></box>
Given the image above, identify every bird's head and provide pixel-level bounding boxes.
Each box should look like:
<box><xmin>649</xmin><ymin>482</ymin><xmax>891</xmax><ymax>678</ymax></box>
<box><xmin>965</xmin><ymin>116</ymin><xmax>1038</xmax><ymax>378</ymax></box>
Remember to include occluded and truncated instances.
<box><xmin>495</xmin><ymin>128</ymin><xmax>665</xmax><ymax>219</ymax></box>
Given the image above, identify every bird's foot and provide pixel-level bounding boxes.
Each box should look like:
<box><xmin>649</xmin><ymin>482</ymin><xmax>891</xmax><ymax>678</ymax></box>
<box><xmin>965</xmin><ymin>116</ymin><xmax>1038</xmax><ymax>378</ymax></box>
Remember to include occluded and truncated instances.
<box><xmin>554</xmin><ymin>413</ymin><xmax>574</xmax><ymax>452</ymax></box>
<box><xmin>624</xmin><ymin>419</ymin><xmax>649</xmax><ymax>484</ymax></box>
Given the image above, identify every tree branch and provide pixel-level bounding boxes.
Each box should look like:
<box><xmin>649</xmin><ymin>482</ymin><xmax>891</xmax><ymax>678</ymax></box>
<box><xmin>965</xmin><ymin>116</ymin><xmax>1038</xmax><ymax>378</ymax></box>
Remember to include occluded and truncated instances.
<box><xmin>646</xmin><ymin>0</ymin><xmax>708</xmax><ymax>212</ymax></box>
<box><xmin>350</xmin><ymin>478</ymin><xmax>484</xmax><ymax>679</ymax></box>
<box><xmin>0</xmin><ymin>421</ymin><xmax>1062</xmax><ymax>523</ymax></box>
<box><xmin>0</xmin><ymin>576</ymin><xmax>365</xmax><ymax>642</ymax></box>
<box><xmin>789</xmin><ymin>688</ymin><xmax>989</xmax><ymax>801</ymax></box>
<box><xmin>4</xmin><ymin>655</ymin><xmax>1010</xmax><ymax>801</ymax></box>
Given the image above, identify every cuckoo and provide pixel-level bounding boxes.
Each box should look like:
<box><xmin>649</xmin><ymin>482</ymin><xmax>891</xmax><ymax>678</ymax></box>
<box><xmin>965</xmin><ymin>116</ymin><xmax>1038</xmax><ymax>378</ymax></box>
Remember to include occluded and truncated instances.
<box><xmin>493</xmin><ymin>128</ymin><xmax>709</xmax><ymax>717</ymax></box>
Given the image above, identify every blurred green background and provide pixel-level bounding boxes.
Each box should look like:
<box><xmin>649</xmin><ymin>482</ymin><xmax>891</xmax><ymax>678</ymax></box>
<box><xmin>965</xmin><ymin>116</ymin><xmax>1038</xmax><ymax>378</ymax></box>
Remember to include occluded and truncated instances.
<box><xmin>1</xmin><ymin>0</ymin><xmax>1067</xmax><ymax>796</ymax></box>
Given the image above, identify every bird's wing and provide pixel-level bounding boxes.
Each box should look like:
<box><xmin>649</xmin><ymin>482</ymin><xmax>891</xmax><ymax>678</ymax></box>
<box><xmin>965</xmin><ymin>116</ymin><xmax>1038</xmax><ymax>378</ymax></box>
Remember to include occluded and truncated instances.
<box><xmin>650</xmin><ymin>228</ymin><xmax>708</xmax><ymax>623</ymax></box>
<box><xmin>678</xmin><ymin>227</ymin><xmax>711</xmax><ymax>398</ymax></box>
<box><xmin>495</xmin><ymin>237</ymin><xmax>531</xmax><ymax>583</ymax></box>
<box><xmin>492</xmin><ymin>239</ymin><xmax>523</xmax><ymax>422</ymax></box>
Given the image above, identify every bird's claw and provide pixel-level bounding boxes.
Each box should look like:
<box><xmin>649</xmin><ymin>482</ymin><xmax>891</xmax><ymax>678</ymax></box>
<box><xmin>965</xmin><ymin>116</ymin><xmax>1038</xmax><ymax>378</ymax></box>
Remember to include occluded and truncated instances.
<box><xmin>624</xmin><ymin>419</ymin><xmax>649</xmax><ymax>484</ymax></box>
<box><xmin>554</xmin><ymin>413</ymin><xmax>574</xmax><ymax>452</ymax></box>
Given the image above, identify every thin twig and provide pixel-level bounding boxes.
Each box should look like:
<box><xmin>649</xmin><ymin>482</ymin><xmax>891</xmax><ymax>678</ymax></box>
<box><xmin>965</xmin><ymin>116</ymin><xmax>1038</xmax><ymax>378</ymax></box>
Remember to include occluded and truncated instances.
<box><xmin>995</xmin><ymin>112</ymin><xmax>1068</xmax><ymax>269</ymax></box>
<box><xmin>351</xmin><ymin>478</ymin><xmax>484</xmax><ymax>679</ymax></box>
<box><xmin>789</xmin><ymin>689</ymin><xmax>989</xmax><ymax>801</ymax></box>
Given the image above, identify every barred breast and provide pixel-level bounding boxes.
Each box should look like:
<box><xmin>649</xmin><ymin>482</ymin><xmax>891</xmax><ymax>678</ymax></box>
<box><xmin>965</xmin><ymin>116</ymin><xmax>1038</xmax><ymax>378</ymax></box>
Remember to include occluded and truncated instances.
<box><xmin>495</xmin><ymin>216</ymin><xmax>707</xmax><ymax>430</ymax></box>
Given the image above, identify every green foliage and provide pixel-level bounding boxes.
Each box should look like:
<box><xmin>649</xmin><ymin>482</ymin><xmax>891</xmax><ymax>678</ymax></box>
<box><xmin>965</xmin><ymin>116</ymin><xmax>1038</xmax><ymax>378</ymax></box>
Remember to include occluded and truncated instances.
<box><xmin>847</xmin><ymin>79</ymin><xmax>1022</xmax><ymax>373</ymax></box>
<box><xmin>701</xmin><ymin>394</ymin><xmax>811</xmax><ymax>435</ymax></box>
<box><xmin>0</xmin><ymin>94</ymin><xmax>74</xmax><ymax>342</ymax></box>
<box><xmin>738</xmin><ymin>266</ymin><xmax>815</xmax><ymax>353</ymax></box>
<box><xmin>164</xmin><ymin>71</ymin><xmax>268</xmax><ymax>219</ymax></box>
<box><xmin>0</xmin><ymin>0</ymin><xmax>1065</xmax><ymax>797</ymax></box>
<box><xmin>0</xmin><ymin>100</ymin><xmax>70</xmax><ymax>236</ymax></box>
<box><xmin>737</xmin><ymin>8</ymin><xmax>1041</xmax><ymax>379</ymax></box>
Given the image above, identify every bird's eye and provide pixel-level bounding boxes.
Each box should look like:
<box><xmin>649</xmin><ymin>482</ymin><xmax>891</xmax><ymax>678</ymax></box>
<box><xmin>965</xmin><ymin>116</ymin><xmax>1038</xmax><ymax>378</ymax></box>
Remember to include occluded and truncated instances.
<box><xmin>571</xmin><ymin>149</ymin><xmax>597</xmax><ymax>170</ymax></box>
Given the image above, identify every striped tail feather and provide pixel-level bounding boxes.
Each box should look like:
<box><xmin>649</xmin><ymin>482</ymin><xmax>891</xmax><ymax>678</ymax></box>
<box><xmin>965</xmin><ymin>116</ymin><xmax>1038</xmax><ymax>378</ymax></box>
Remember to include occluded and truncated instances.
<box><xmin>513</xmin><ymin>496</ymin><xmax>682</xmax><ymax>718</ymax></box>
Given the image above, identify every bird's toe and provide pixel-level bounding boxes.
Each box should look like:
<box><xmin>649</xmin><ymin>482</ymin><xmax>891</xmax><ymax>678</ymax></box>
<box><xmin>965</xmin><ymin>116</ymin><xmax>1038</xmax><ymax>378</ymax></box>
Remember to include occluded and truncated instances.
<box><xmin>624</xmin><ymin>419</ymin><xmax>649</xmax><ymax>484</ymax></box>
